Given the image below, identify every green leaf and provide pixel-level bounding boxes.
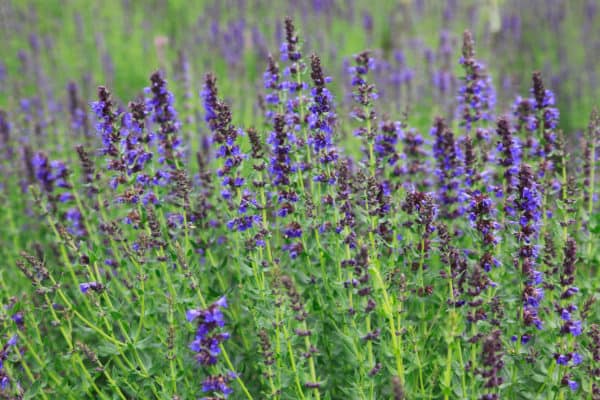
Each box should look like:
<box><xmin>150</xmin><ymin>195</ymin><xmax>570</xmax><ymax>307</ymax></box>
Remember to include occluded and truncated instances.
<box><xmin>134</xmin><ymin>334</ymin><xmax>155</xmax><ymax>350</ymax></box>
<box><xmin>24</xmin><ymin>379</ymin><xmax>43</xmax><ymax>399</ymax></box>
<box><xmin>97</xmin><ymin>342</ymin><xmax>120</xmax><ymax>356</ymax></box>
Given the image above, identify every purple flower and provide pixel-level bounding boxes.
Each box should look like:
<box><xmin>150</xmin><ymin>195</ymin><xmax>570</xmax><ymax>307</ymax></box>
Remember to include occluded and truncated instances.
<box><xmin>201</xmin><ymin>373</ymin><xmax>234</xmax><ymax>398</ymax></box>
<box><xmin>282</xmin><ymin>242</ymin><xmax>303</xmax><ymax>259</ymax></box>
<box><xmin>556</xmin><ymin>354</ymin><xmax>569</xmax><ymax>366</ymax></box>
<box><xmin>6</xmin><ymin>336</ymin><xmax>17</xmax><ymax>347</ymax></box>
<box><xmin>187</xmin><ymin>296</ymin><xmax>229</xmax><ymax>366</ymax></box>
<box><xmin>186</xmin><ymin>309</ymin><xmax>202</xmax><ymax>322</ymax></box>
<box><xmin>227</xmin><ymin>215</ymin><xmax>262</xmax><ymax>232</ymax></box>
<box><xmin>11</xmin><ymin>312</ymin><xmax>24</xmax><ymax>329</ymax></box>
<box><xmin>80</xmin><ymin>282</ymin><xmax>103</xmax><ymax>294</ymax></box>
<box><xmin>568</xmin><ymin>320</ymin><xmax>582</xmax><ymax>337</ymax></box>
<box><xmin>214</xmin><ymin>296</ymin><xmax>227</xmax><ymax>308</ymax></box>
<box><xmin>283</xmin><ymin>222</ymin><xmax>302</xmax><ymax>238</ymax></box>
<box><xmin>32</xmin><ymin>152</ymin><xmax>72</xmax><ymax>194</ymax></box>
<box><xmin>58</xmin><ymin>191</ymin><xmax>74</xmax><ymax>203</ymax></box>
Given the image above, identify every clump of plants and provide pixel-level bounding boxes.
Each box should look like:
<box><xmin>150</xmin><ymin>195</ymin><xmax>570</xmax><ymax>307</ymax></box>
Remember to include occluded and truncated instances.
<box><xmin>0</xmin><ymin>17</ymin><xmax>599</xmax><ymax>400</ymax></box>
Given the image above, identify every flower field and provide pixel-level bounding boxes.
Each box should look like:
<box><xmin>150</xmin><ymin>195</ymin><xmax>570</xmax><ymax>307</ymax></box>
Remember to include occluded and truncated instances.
<box><xmin>0</xmin><ymin>1</ymin><xmax>599</xmax><ymax>399</ymax></box>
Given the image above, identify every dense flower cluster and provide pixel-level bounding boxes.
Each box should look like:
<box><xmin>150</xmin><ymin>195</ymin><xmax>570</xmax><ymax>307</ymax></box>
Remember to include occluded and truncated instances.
<box><xmin>31</xmin><ymin>152</ymin><xmax>89</xmax><ymax>236</ymax></box>
<box><xmin>267</xmin><ymin>113</ymin><xmax>304</xmax><ymax>257</ymax></box>
<box><xmin>550</xmin><ymin>238</ymin><xmax>583</xmax><ymax>391</ymax></box>
<box><xmin>92</xmin><ymin>86</ymin><xmax>161</xmax><ymax>207</ymax></box>
<box><xmin>431</xmin><ymin>117</ymin><xmax>465</xmax><ymax>217</ymax></box>
<box><xmin>515</xmin><ymin>164</ymin><xmax>544</xmax><ymax>331</ymax></box>
<box><xmin>32</xmin><ymin>152</ymin><xmax>71</xmax><ymax>195</ymax></box>
<box><xmin>457</xmin><ymin>30</ymin><xmax>496</xmax><ymax>131</ymax></box>
<box><xmin>202</xmin><ymin>74</ymin><xmax>266</xmax><ymax>241</ymax></box>
<box><xmin>147</xmin><ymin>70</ymin><xmax>183</xmax><ymax>167</ymax></box>
<box><xmin>495</xmin><ymin>116</ymin><xmax>521</xmax><ymax>203</ymax></box>
<box><xmin>202</xmin><ymin>74</ymin><xmax>245</xmax><ymax>200</ymax></box>
<box><xmin>187</xmin><ymin>297</ymin><xmax>233</xmax><ymax>397</ymax></box>
<box><xmin>512</xmin><ymin>72</ymin><xmax>559</xmax><ymax>163</ymax></box>
<box><xmin>468</xmin><ymin>191</ymin><xmax>500</xmax><ymax>270</ymax></box>
<box><xmin>268</xmin><ymin>114</ymin><xmax>294</xmax><ymax>188</ymax></box>
<box><xmin>263</xmin><ymin>55</ymin><xmax>282</xmax><ymax>117</ymax></box>
<box><xmin>402</xmin><ymin>190</ymin><xmax>437</xmax><ymax>262</ymax></box>
<box><xmin>279</xmin><ymin>16</ymin><xmax>308</xmax><ymax>148</ymax></box>
<box><xmin>91</xmin><ymin>86</ymin><xmax>119</xmax><ymax>158</ymax></box>
<box><xmin>335</xmin><ymin>158</ymin><xmax>357</xmax><ymax>247</ymax></box>
<box><xmin>308</xmin><ymin>54</ymin><xmax>338</xmax><ymax>174</ymax></box>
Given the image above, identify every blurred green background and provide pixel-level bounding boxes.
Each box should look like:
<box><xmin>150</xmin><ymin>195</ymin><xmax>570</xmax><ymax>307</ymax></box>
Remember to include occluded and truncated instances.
<box><xmin>0</xmin><ymin>0</ymin><xmax>598</xmax><ymax>132</ymax></box>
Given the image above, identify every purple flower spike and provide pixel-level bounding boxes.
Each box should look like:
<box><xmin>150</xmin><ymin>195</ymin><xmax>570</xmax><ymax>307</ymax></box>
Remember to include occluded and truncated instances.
<box><xmin>187</xmin><ymin>296</ymin><xmax>230</xmax><ymax>371</ymax></box>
